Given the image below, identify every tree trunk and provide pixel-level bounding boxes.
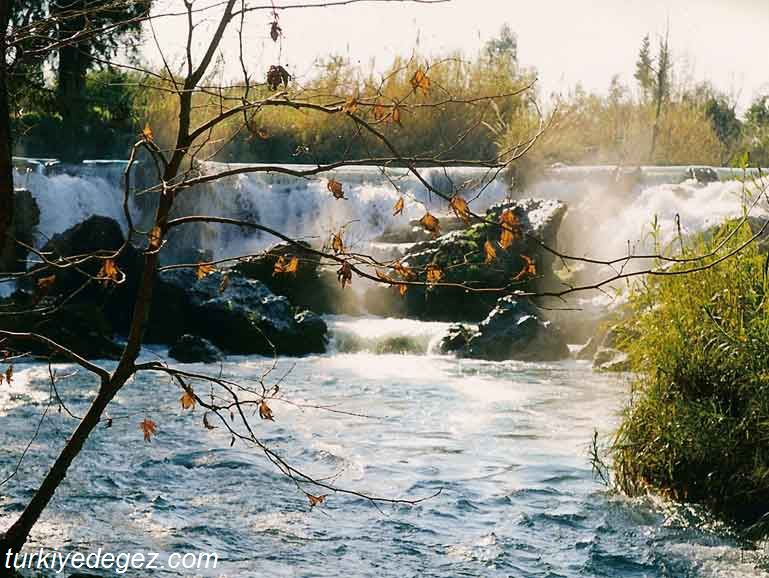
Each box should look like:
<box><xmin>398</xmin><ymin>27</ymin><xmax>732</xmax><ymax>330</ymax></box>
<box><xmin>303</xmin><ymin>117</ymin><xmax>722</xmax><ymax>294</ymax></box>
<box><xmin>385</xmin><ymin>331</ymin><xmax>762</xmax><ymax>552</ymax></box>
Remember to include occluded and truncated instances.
<box><xmin>55</xmin><ymin>1</ymin><xmax>88</xmax><ymax>163</ymax></box>
<box><xmin>0</xmin><ymin>0</ymin><xmax>15</xmax><ymax>273</ymax></box>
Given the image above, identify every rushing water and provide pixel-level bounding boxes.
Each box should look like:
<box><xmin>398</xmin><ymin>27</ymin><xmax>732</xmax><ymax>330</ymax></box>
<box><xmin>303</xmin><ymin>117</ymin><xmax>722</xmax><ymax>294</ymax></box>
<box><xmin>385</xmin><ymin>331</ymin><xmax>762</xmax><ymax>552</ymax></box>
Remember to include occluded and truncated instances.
<box><xmin>1</xmin><ymin>318</ymin><xmax>768</xmax><ymax>578</ymax></box>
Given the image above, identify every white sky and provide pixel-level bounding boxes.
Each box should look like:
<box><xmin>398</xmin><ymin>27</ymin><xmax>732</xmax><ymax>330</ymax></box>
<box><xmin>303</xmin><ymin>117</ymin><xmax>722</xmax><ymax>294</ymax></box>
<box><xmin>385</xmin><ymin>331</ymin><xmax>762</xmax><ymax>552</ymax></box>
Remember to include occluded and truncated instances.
<box><xmin>145</xmin><ymin>0</ymin><xmax>769</xmax><ymax>113</ymax></box>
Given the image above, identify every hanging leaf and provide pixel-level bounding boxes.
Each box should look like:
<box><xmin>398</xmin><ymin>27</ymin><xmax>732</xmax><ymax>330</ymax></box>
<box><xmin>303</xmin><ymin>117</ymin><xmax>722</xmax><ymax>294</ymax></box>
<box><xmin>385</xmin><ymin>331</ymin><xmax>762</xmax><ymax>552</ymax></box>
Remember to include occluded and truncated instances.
<box><xmin>4</xmin><ymin>364</ymin><xmax>12</xmax><ymax>385</ymax></box>
<box><xmin>393</xmin><ymin>261</ymin><xmax>416</xmax><ymax>280</ymax></box>
<box><xmin>196</xmin><ymin>262</ymin><xmax>216</xmax><ymax>280</ymax></box>
<box><xmin>273</xmin><ymin>255</ymin><xmax>299</xmax><ymax>275</ymax></box>
<box><xmin>139</xmin><ymin>418</ymin><xmax>157</xmax><ymax>442</ymax></box>
<box><xmin>267</xmin><ymin>65</ymin><xmax>290</xmax><ymax>90</ymax></box>
<box><xmin>148</xmin><ymin>226</ymin><xmax>162</xmax><ymax>251</ymax></box>
<box><xmin>141</xmin><ymin>123</ymin><xmax>154</xmax><ymax>141</ymax></box>
<box><xmin>307</xmin><ymin>494</ymin><xmax>327</xmax><ymax>508</ymax></box>
<box><xmin>499</xmin><ymin>209</ymin><xmax>521</xmax><ymax>250</ymax></box>
<box><xmin>375</xmin><ymin>269</ymin><xmax>396</xmax><ymax>284</ymax></box>
<box><xmin>372</xmin><ymin>102</ymin><xmax>390</xmax><ymax>122</ymax></box>
<box><xmin>398</xmin><ymin>283</ymin><xmax>408</xmax><ymax>297</ymax></box>
<box><xmin>449</xmin><ymin>196</ymin><xmax>471</xmax><ymax>224</ymax></box>
<box><xmin>426</xmin><ymin>263</ymin><xmax>443</xmax><ymax>286</ymax></box>
<box><xmin>327</xmin><ymin>179</ymin><xmax>345</xmax><ymax>199</ymax></box>
<box><xmin>337</xmin><ymin>261</ymin><xmax>353</xmax><ymax>289</ymax></box>
<box><xmin>391</xmin><ymin>105</ymin><xmax>402</xmax><ymax>125</ymax></box>
<box><xmin>269</xmin><ymin>20</ymin><xmax>282</xmax><ymax>42</ymax></box>
<box><xmin>180</xmin><ymin>390</ymin><xmax>196</xmax><ymax>410</ymax></box>
<box><xmin>219</xmin><ymin>274</ymin><xmax>230</xmax><ymax>293</ymax></box>
<box><xmin>392</xmin><ymin>197</ymin><xmax>405</xmax><ymax>216</ymax></box>
<box><xmin>342</xmin><ymin>96</ymin><xmax>358</xmax><ymax>114</ymax></box>
<box><xmin>331</xmin><ymin>233</ymin><xmax>344</xmax><ymax>255</ymax></box>
<box><xmin>410</xmin><ymin>69</ymin><xmax>431</xmax><ymax>94</ymax></box>
<box><xmin>258</xmin><ymin>400</ymin><xmax>275</xmax><ymax>421</ymax></box>
<box><xmin>34</xmin><ymin>274</ymin><xmax>56</xmax><ymax>304</ymax></box>
<box><xmin>98</xmin><ymin>259</ymin><xmax>122</xmax><ymax>287</ymax></box>
<box><xmin>203</xmin><ymin>413</ymin><xmax>217</xmax><ymax>430</ymax></box>
<box><xmin>483</xmin><ymin>240</ymin><xmax>497</xmax><ymax>265</ymax></box>
<box><xmin>514</xmin><ymin>255</ymin><xmax>537</xmax><ymax>281</ymax></box>
<box><xmin>419</xmin><ymin>212</ymin><xmax>441</xmax><ymax>237</ymax></box>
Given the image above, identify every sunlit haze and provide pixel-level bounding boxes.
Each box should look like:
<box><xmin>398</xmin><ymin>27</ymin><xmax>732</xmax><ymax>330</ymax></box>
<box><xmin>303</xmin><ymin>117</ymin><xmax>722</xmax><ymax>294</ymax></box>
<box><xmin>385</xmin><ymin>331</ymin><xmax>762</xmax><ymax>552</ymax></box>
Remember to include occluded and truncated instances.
<box><xmin>146</xmin><ymin>0</ymin><xmax>769</xmax><ymax>113</ymax></box>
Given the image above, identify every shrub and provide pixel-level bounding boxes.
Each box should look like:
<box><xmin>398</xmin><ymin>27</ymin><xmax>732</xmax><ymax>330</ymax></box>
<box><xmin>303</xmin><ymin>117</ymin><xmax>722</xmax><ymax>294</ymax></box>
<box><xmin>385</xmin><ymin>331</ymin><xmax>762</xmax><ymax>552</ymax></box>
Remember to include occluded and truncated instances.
<box><xmin>613</xmin><ymin>216</ymin><xmax>769</xmax><ymax>531</ymax></box>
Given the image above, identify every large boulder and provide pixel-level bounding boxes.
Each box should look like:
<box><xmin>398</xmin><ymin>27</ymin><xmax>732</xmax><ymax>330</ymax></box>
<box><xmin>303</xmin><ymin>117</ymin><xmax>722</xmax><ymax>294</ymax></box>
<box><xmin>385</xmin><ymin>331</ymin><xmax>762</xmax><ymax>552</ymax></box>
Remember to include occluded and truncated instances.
<box><xmin>149</xmin><ymin>269</ymin><xmax>328</xmax><ymax>356</ymax></box>
<box><xmin>169</xmin><ymin>334</ymin><xmax>224</xmax><ymax>364</ymax></box>
<box><xmin>234</xmin><ymin>242</ymin><xmax>360</xmax><ymax>315</ymax></box>
<box><xmin>377</xmin><ymin>198</ymin><xmax>567</xmax><ymax>321</ymax></box>
<box><xmin>439</xmin><ymin>296</ymin><xmax>569</xmax><ymax>362</ymax></box>
<box><xmin>22</xmin><ymin>215</ymin><xmax>144</xmax><ymax>335</ymax></box>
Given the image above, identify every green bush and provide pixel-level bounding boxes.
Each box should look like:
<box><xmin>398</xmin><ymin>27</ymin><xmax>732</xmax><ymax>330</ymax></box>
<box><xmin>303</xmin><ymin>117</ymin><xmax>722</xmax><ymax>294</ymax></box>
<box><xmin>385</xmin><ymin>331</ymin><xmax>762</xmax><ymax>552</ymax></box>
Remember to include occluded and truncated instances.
<box><xmin>613</xmin><ymin>217</ymin><xmax>769</xmax><ymax>531</ymax></box>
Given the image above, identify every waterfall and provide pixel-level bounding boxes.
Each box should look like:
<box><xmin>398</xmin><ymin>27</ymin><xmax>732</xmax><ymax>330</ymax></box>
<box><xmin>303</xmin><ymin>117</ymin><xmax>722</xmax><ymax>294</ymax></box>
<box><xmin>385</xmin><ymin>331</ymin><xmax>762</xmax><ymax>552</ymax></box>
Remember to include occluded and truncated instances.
<box><xmin>13</xmin><ymin>157</ymin><xmax>763</xmax><ymax>266</ymax></box>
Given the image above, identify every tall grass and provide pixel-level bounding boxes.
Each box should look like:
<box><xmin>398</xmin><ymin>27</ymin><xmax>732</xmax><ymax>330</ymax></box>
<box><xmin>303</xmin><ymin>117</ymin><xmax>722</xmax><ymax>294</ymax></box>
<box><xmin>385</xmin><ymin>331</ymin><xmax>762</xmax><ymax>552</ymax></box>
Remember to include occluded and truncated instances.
<box><xmin>613</xmin><ymin>212</ymin><xmax>769</xmax><ymax>530</ymax></box>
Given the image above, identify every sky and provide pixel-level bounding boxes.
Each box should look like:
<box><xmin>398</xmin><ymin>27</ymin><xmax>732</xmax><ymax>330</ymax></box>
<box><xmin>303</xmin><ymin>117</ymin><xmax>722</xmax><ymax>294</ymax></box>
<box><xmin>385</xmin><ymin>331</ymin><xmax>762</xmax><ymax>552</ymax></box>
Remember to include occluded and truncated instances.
<box><xmin>146</xmin><ymin>0</ymin><xmax>769</xmax><ymax>113</ymax></box>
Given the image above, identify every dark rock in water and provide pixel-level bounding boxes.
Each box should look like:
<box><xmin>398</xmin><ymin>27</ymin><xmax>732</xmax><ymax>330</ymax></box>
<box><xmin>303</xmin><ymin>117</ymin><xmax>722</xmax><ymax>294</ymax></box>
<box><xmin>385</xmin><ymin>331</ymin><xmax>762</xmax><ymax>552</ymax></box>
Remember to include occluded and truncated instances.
<box><xmin>381</xmin><ymin>198</ymin><xmax>567</xmax><ymax>321</ymax></box>
<box><xmin>593</xmin><ymin>347</ymin><xmax>630</xmax><ymax>371</ymax></box>
<box><xmin>169</xmin><ymin>334</ymin><xmax>224</xmax><ymax>363</ymax></box>
<box><xmin>5</xmin><ymin>189</ymin><xmax>40</xmax><ymax>273</ymax></box>
<box><xmin>0</xmin><ymin>297</ymin><xmax>122</xmax><ymax>360</ymax></box>
<box><xmin>688</xmin><ymin>166</ymin><xmax>719</xmax><ymax>184</ymax></box>
<box><xmin>235</xmin><ymin>242</ymin><xmax>361</xmax><ymax>315</ymax></box>
<box><xmin>150</xmin><ymin>269</ymin><xmax>328</xmax><ymax>356</ymax></box>
<box><xmin>438</xmin><ymin>323</ymin><xmax>476</xmax><ymax>355</ymax></box>
<box><xmin>439</xmin><ymin>296</ymin><xmax>569</xmax><ymax>362</ymax></box>
<box><xmin>22</xmin><ymin>215</ymin><xmax>144</xmax><ymax>335</ymax></box>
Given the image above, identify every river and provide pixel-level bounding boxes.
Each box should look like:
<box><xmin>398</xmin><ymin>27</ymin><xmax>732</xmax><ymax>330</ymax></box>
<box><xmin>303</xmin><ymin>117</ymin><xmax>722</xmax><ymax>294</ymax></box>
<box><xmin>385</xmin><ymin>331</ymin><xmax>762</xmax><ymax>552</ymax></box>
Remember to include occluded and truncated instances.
<box><xmin>1</xmin><ymin>316</ymin><xmax>768</xmax><ymax>577</ymax></box>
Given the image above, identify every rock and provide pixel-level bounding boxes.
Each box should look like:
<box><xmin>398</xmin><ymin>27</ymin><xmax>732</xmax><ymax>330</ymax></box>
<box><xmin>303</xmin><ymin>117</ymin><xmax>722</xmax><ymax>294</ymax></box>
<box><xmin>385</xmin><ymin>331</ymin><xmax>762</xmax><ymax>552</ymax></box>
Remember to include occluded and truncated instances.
<box><xmin>688</xmin><ymin>166</ymin><xmax>719</xmax><ymax>184</ymax></box>
<box><xmin>386</xmin><ymin>198</ymin><xmax>567</xmax><ymax>321</ymax></box>
<box><xmin>235</xmin><ymin>242</ymin><xmax>360</xmax><ymax>315</ymax></box>
<box><xmin>149</xmin><ymin>269</ymin><xmax>328</xmax><ymax>356</ymax></box>
<box><xmin>22</xmin><ymin>216</ymin><xmax>143</xmax><ymax>335</ymax></box>
<box><xmin>576</xmin><ymin>336</ymin><xmax>599</xmax><ymax>361</ymax></box>
<box><xmin>438</xmin><ymin>323</ymin><xmax>475</xmax><ymax>355</ymax></box>
<box><xmin>7</xmin><ymin>189</ymin><xmax>40</xmax><ymax>273</ymax></box>
<box><xmin>439</xmin><ymin>296</ymin><xmax>569</xmax><ymax>362</ymax></box>
<box><xmin>169</xmin><ymin>334</ymin><xmax>224</xmax><ymax>363</ymax></box>
<box><xmin>593</xmin><ymin>348</ymin><xmax>630</xmax><ymax>371</ymax></box>
<box><xmin>0</xmin><ymin>297</ymin><xmax>122</xmax><ymax>360</ymax></box>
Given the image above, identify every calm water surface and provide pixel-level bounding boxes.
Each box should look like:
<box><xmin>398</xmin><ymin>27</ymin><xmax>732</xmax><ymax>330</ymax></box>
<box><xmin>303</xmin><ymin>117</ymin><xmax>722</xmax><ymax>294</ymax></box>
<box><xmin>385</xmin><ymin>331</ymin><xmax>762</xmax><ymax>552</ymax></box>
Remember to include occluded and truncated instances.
<box><xmin>1</xmin><ymin>318</ymin><xmax>767</xmax><ymax>577</ymax></box>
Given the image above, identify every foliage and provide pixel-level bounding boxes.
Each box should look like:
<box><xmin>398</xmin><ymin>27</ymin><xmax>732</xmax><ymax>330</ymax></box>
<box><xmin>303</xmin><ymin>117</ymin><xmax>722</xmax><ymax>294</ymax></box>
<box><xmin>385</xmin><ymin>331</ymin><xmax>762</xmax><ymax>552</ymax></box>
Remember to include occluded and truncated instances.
<box><xmin>613</xmin><ymin>216</ymin><xmax>769</xmax><ymax>530</ymax></box>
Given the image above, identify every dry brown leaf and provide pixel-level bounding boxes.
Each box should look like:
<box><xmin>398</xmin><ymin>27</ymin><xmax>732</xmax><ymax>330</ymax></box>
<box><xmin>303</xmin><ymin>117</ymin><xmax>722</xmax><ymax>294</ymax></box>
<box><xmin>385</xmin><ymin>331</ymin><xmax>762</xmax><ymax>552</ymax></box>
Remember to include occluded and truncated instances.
<box><xmin>267</xmin><ymin>65</ymin><xmax>290</xmax><ymax>90</ymax></box>
<box><xmin>376</xmin><ymin>269</ymin><xmax>396</xmax><ymax>284</ymax></box>
<box><xmin>98</xmin><ymin>259</ymin><xmax>122</xmax><ymax>287</ymax></box>
<box><xmin>139</xmin><ymin>418</ymin><xmax>157</xmax><ymax>442</ymax></box>
<box><xmin>337</xmin><ymin>261</ymin><xmax>353</xmax><ymax>289</ymax></box>
<box><xmin>203</xmin><ymin>413</ymin><xmax>217</xmax><ymax>430</ymax></box>
<box><xmin>342</xmin><ymin>96</ymin><xmax>358</xmax><ymax>114</ymax></box>
<box><xmin>391</xmin><ymin>105</ymin><xmax>402</xmax><ymax>125</ymax></box>
<box><xmin>398</xmin><ymin>283</ymin><xmax>408</xmax><ymax>297</ymax></box>
<box><xmin>219</xmin><ymin>274</ymin><xmax>230</xmax><ymax>293</ymax></box>
<box><xmin>426</xmin><ymin>263</ymin><xmax>443</xmax><ymax>285</ymax></box>
<box><xmin>327</xmin><ymin>179</ymin><xmax>345</xmax><ymax>199</ymax></box>
<box><xmin>307</xmin><ymin>494</ymin><xmax>327</xmax><ymax>508</ymax></box>
<box><xmin>410</xmin><ymin>69</ymin><xmax>431</xmax><ymax>94</ymax></box>
<box><xmin>419</xmin><ymin>212</ymin><xmax>441</xmax><ymax>237</ymax></box>
<box><xmin>393</xmin><ymin>261</ymin><xmax>416</xmax><ymax>280</ymax></box>
<box><xmin>372</xmin><ymin>102</ymin><xmax>390</xmax><ymax>122</ymax></box>
<box><xmin>148</xmin><ymin>226</ymin><xmax>162</xmax><ymax>251</ymax></box>
<box><xmin>499</xmin><ymin>209</ymin><xmax>521</xmax><ymax>250</ymax></box>
<box><xmin>142</xmin><ymin>123</ymin><xmax>154</xmax><ymax>141</ymax></box>
<box><xmin>392</xmin><ymin>197</ymin><xmax>405</xmax><ymax>216</ymax></box>
<box><xmin>4</xmin><ymin>365</ymin><xmax>12</xmax><ymax>385</ymax></box>
<box><xmin>449</xmin><ymin>196</ymin><xmax>471</xmax><ymax>224</ymax></box>
<box><xmin>270</xmin><ymin>20</ymin><xmax>282</xmax><ymax>42</ymax></box>
<box><xmin>180</xmin><ymin>390</ymin><xmax>196</xmax><ymax>410</ymax></box>
<box><xmin>483</xmin><ymin>240</ymin><xmax>497</xmax><ymax>265</ymax></box>
<box><xmin>196</xmin><ymin>262</ymin><xmax>216</xmax><ymax>281</ymax></box>
<box><xmin>331</xmin><ymin>233</ymin><xmax>344</xmax><ymax>255</ymax></box>
<box><xmin>258</xmin><ymin>400</ymin><xmax>275</xmax><ymax>421</ymax></box>
<box><xmin>273</xmin><ymin>255</ymin><xmax>299</xmax><ymax>275</ymax></box>
<box><xmin>514</xmin><ymin>255</ymin><xmax>537</xmax><ymax>281</ymax></box>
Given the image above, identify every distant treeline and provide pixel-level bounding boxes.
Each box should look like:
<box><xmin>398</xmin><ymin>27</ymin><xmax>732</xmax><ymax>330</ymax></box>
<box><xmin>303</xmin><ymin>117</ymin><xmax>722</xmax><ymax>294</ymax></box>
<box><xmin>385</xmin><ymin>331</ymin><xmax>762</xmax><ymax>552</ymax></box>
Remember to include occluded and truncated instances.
<box><xmin>11</xmin><ymin>26</ymin><xmax>769</xmax><ymax>172</ymax></box>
